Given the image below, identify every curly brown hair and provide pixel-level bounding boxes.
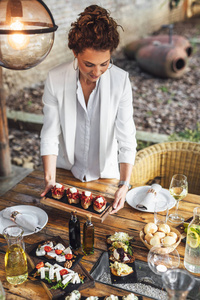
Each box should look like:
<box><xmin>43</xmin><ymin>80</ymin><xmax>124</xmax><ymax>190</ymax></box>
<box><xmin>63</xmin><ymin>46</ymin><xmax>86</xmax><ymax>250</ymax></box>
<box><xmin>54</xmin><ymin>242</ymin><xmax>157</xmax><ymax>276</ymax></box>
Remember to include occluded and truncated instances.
<box><xmin>68</xmin><ymin>5</ymin><xmax>120</xmax><ymax>54</ymax></box>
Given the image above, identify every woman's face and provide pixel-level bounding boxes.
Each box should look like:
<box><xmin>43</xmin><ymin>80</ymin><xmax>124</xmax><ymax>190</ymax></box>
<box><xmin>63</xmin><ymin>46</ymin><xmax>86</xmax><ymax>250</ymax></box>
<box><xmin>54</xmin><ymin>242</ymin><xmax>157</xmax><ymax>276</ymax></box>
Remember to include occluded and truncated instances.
<box><xmin>75</xmin><ymin>48</ymin><xmax>111</xmax><ymax>83</ymax></box>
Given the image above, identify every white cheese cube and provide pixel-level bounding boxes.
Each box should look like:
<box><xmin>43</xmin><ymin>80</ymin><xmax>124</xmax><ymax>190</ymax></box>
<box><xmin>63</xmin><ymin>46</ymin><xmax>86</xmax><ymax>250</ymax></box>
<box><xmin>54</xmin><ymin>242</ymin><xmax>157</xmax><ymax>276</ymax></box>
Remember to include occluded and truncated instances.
<box><xmin>40</xmin><ymin>267</ymin><xmax>45</xmax><ymax>280</ymax></box>
<box><xmin>62</xmin><ymin>274</ymin><xmax>73</xmax><ymax>285</ymax></box>
<box><xmin>36</xmin><ymin>248</ymin><xmax>46</xmax><ymax>256</ymax></box>
<box><xmin>49</xmin><ymin>266</ymin><xmax>55</xmax><ymax>280</ymax></box>
<box><xmin>64</xmin><ymin>247</ymin><xmax>72</xmax><ymax>255</ymax></box>
<box><xmin>55</xmin><ymin>270</ymin><xmax>61</xmax><ymax>282</ymax></box>
<box><xmin>47</xmin><ymin>251</ymin><xmax>57</xmax><ymax>258</ymax></box>
<box><xmin>54</xmin><ymin>243</ymin><xmax>65</xmax><ymax>251</ymax></box>
<box><xmin>56</xmin><ymin>255</ymin><xmax>66</xmax><ymax>262</ymax></box>
<box><xmin>53</xmin><ymin>263</ymin><xmax>63</xmax><ymax>270</ymax></box>
<box><xmin>71</xmin><ymin>273</ymin><xmax>80</xmax><ymax>284</ymax></box>
<box><xmin>45</xmin><ymin>262</ymin><xmax>54</xmax><ymax>268</ymax></box>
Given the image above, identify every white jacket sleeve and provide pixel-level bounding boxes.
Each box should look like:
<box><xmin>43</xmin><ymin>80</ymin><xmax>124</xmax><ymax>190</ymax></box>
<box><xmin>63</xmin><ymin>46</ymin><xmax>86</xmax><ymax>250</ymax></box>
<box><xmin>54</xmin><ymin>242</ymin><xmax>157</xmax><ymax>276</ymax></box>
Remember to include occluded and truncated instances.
<box><xmin>40</xmin><ymin>72</ymin><xmax>61</xmax><ymax>156</ymax></box>
<box><xmin>115</xmin><ymin>72</ymin><xmax>137</xmax><ymax>164</ymax></box>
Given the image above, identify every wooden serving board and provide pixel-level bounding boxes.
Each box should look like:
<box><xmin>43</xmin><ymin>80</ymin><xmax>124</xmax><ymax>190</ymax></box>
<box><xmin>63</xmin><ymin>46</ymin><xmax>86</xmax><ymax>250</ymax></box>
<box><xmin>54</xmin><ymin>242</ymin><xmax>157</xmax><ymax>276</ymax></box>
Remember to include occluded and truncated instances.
<box><xmin>27</xmin><ymin>236</ymin><xmax>95</xmax><ymax>300</ymax></box>
<box><xmin>40</xmin><ymin>183</ymin><xmax>114</xmax><ymax>222</ymax></box>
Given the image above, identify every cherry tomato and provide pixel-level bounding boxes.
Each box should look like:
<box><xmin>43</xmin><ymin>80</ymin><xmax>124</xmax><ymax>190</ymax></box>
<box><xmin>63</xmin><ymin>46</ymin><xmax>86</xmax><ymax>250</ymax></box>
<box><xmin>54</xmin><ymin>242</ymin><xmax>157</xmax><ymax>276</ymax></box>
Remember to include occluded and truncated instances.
<box><xmin>60</xmin><ymin>269</ymin><xmax>68</xmax><ymax>276</ymax></box>
<box><xmin>36</xmin><ymin>262</ymin><xmax>44</xmax><ymax>269</ymax></box>
<box><xmin>44</xmin><ymin>246</ymin><xmax>52</xmax><ymax>252</ymax></box>
<box><xmin>55</xmin><ymin>249</ymin><xmax>63</xmax><ymax>255</ymax></box>
<box><xmin>65</xmin><ymin>253</ymin><xmax>73</xmax><ymax>260</ymax></box>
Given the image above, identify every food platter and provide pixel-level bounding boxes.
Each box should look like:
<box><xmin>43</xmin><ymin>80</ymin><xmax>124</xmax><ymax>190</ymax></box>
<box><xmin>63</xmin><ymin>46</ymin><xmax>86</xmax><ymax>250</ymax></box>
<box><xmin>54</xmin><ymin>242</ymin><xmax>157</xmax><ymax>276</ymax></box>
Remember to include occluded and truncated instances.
<box><xmin>106</xmin><ymin>233</ymin><xmax>138</xmax><ymax>285</ymax></box>
<box><xmin>41</xmin><ymin>184</ymin><xmax>113</xmax><ymax>222</ymax></box>
<box><xmin>28</xmin><ymin>236</ymin><xmax>94</xmax><ymax>299</ymax></box>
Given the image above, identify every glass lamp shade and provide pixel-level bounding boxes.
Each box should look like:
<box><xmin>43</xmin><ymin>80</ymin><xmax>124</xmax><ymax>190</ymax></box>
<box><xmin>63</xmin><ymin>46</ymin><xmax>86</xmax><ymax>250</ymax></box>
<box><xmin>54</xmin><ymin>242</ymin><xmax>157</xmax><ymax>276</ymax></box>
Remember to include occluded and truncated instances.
<box><xmin>0</xmin><ymin>0</ymin><xmax>58</xmax><ymax>70</ymax></box>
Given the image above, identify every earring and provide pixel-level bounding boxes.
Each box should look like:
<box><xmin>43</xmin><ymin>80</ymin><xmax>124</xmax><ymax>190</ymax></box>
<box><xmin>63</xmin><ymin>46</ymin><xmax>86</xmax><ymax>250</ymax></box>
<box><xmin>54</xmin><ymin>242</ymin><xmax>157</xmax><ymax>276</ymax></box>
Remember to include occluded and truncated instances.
<box><xmin>73</xmin><ymin>57</ymin><xmax>78</xmax><ymax>70</ymax></box>
<box><xmin>108</xmin><ymin>58</ymin><xmax>113</xmax><ymax>69</ymax></box>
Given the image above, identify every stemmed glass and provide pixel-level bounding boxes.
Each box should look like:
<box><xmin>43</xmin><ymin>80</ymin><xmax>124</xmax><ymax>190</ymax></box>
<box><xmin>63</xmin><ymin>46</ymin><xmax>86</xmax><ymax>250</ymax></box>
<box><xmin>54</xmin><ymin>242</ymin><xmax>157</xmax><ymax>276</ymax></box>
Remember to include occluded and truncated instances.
<box><xmin>168</xmin><ymin>174</ymin><xmax>188</xmax><ymax>224</ymax></box>
<box><xmin>162</xmin><ymin>269</ymin><xmax>195</xmax><ymax>300</ymax></box>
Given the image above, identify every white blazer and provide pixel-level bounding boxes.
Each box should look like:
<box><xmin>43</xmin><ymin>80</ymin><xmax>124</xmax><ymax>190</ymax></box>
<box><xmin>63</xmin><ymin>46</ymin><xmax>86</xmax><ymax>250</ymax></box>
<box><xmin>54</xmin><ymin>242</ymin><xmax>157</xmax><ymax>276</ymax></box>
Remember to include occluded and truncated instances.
<box><xmin>40</xmin><ymin>62</ymin><xmax>137</xmax><ymax>179</ymax></box>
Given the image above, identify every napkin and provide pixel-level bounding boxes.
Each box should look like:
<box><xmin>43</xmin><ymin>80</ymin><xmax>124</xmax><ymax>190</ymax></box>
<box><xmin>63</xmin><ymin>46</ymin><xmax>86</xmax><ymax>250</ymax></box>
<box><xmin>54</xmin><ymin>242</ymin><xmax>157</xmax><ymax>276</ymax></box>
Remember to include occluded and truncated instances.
<box><xmin>136</xmin><ymin>184</ymin><xmax>162</xmax><ymax>210</ymax></box>
<box><xmin>3</xmin><ymin>207</ymin><xmax>41</xmax><ymax>232</ymax></box>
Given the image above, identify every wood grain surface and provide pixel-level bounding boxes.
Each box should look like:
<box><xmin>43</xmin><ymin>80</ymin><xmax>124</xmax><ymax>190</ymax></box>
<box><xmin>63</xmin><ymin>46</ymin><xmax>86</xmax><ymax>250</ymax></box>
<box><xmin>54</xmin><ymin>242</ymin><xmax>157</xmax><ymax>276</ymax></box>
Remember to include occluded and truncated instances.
<box><xmin>0</xmin><ymin>167</ymin><xmax>200</xmax><ymax>299</ymax></box>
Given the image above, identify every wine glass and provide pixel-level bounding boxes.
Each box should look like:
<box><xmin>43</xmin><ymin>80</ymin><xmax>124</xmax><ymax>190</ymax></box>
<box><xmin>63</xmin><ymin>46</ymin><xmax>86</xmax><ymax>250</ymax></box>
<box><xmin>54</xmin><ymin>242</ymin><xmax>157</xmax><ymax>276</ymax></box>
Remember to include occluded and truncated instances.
<box><xmin>162</xmin><ymin>269</ymin><xmax>195</xmax><ymax>300</ymax></box>
<box><xmin>168</xmin><ymin>174</ymin><xmax>188</xmax><ymax>224</ymax></box>
<box><xmin>147</xmin><ymin>244</ymin><xmax>180</xmax><ymax>276</ymax></box>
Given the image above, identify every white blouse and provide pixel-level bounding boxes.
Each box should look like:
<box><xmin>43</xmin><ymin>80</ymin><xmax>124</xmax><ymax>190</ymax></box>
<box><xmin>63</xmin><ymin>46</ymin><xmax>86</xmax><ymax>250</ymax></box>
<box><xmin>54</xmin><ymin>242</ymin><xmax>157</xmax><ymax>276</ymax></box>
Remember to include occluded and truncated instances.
<box><xmin>71</xmin><ymin>77</ymin><xmax>100</xmax><ymax>181</ymax></box>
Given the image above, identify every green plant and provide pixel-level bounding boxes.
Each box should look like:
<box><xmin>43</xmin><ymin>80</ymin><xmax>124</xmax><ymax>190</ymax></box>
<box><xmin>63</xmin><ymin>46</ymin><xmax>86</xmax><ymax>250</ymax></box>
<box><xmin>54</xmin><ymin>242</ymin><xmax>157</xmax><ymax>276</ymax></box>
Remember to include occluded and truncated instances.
<box><xmin>146</xmin><ymin>111</ymin><xmax>153</xmax><ymax>116</ymax></box>
<box><xmin>169</xmin><ymin>124</ymin><xmax>200</xmax><ymax>142</ymax></box>
<box><xmin>167</xmin><ymin>99</ymin><xmax>172</xmax><ymax>104</ymax></box>
<box><xmin>159</xmin><ymin>86</ymin><xmax>169</xmax><ymax>93</ymax></box>
<box><xmin>137</xmin><ymin>141</ymin><xmax>155</xmax><ymax>151</ymax></box>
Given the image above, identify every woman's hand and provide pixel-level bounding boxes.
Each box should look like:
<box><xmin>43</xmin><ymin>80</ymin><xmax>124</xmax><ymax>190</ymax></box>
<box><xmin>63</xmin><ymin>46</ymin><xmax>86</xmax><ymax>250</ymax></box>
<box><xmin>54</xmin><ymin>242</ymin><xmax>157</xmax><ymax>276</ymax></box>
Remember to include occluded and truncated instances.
<box><xmin>40</xmin><ymin>155</ymin><xmax>57</xmax><ymax>197</ymax></box>
<box><xmin>40</xmin><ymin>180</ymin><xmax>55</xmax><ymax>197</ymax></box>
<box><xmin>110</xmin><ymin>185</ymin><xmax>128</xmax><ymax>214</ymax></box>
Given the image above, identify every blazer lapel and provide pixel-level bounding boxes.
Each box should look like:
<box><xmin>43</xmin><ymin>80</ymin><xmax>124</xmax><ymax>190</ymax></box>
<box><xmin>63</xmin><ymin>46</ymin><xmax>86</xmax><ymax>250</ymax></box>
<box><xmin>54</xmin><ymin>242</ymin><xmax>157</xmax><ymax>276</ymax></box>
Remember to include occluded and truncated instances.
<box><xmin>63</xmin><ymin>63</ymin><xmax>77</xmax><ymax>165</ymax></box>
<box><xmin>99</xmin><ymin>70</ymin><xmax>110</xmax><ymax>172</ymax></box>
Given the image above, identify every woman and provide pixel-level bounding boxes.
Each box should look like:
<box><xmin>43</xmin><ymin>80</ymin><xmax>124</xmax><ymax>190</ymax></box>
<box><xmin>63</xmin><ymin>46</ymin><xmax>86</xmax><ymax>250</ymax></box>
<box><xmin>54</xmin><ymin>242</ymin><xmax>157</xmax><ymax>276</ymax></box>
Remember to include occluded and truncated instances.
<box><xmin>40</xmin><ymin>5</ymin><xmax>137</xmax><ymax>214</ymax></box>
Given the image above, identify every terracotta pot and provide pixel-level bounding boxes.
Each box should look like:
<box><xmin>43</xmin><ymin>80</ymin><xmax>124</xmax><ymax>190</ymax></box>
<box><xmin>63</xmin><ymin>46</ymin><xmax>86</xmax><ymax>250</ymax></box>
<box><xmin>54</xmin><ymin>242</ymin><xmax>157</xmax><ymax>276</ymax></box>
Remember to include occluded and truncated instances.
<box><xmin>136</xmin><ymin>43</ymin><xmax>188</xmax><ymax>78</ymax></box>
<box><xmin>124</xmin><ymin>35</ymin><xmax>192</xmax><ymax>60</ymax></box>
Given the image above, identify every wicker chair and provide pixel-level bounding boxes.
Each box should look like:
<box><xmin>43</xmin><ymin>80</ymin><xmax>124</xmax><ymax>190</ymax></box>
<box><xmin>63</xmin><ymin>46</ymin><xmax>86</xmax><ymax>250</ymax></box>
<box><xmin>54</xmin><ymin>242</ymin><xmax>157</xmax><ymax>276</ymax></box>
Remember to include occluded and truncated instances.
<box><xmin>130</xmin><ymin>141</ymin><xmax>200</xmax><ymax>195</ymax></box>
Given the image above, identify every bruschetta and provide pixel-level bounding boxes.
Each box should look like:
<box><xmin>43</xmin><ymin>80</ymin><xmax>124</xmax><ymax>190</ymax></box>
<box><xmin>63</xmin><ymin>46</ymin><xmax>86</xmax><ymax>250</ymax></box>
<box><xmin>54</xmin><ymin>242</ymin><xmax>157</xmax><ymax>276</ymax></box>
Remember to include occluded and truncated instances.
<box><xmin>81</xmin><ymin>191</ymin><xmax>93</xmax><ymax>209</ymax></box>
<box><xmin>66</xmin><ymin>187</ymin><xmax>80</xmax><ymax>204</ymax></box>
<box><xmin>51</xmin><ymin>183</ymin><xmax>65</xmax><ymax>200</ymax></box>
<box><xmin>93</xmin><ymin>195</ymin><xmax>107</xmax><ymax>212</ymax></box>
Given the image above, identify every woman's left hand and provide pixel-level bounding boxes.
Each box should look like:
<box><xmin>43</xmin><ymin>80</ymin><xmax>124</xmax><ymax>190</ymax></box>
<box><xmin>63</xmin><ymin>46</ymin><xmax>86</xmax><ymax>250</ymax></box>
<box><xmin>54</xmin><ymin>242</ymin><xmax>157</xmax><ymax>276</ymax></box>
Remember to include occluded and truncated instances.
<box><xmin>110</xmin><ymin>185</ymin><xmax>129</xmax><ymax>214</ymax></box>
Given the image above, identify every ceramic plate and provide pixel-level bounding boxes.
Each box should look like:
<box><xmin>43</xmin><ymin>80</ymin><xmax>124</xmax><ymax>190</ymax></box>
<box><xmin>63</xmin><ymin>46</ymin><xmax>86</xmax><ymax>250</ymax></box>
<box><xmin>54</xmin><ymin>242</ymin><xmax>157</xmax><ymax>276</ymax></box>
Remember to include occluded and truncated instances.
<box><xmin>0</xmin><ymin>205</ymin><xmax>48</xmax><ymax>236</ymax></box>
<box><xmin>126</xmin><ymin>186</ymin><xmax>176</xmax><ymax>213</ymax></box>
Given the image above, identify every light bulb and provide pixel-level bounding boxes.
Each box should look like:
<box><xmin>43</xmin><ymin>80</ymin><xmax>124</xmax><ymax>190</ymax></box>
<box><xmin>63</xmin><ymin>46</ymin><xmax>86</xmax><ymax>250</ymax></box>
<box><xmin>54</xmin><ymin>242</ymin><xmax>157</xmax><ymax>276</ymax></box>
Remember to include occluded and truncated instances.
<box><xmin>7</xmin><ymin>18</ymin><xmax>30</xmax><ymax>50</ymax></box>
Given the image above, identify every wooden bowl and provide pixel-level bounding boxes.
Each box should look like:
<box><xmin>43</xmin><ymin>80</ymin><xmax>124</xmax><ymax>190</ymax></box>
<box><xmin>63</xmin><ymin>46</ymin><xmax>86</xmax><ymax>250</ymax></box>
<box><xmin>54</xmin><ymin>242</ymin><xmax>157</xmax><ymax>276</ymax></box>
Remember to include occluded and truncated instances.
<box><xmin>140</xmin><ymin>225</ymin><xmax>182</xmax><ymax>252</ymax></box>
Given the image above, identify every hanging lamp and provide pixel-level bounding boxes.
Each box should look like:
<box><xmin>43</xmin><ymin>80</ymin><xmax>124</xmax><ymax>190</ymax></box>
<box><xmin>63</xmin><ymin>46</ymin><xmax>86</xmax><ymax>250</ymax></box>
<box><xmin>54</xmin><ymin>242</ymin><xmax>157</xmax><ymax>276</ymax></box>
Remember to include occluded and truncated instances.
<box><xmin>0</xmin><ymin>0</ymin><xmax>58</xmax><ymax>70</ymax></box>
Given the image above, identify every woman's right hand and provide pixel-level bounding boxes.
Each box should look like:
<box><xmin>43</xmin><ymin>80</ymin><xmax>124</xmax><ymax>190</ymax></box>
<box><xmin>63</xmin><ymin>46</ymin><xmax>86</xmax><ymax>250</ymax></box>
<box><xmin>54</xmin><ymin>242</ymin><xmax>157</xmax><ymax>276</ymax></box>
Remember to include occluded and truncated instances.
<box><xmin>40</xmin><ymin>181</ymin><xmax>55</xmax><ymax>197</ymax></box>
<box><xmin>40</xmin><ymin>155</ymin><xmax>57</xmax><ymax>197</ymax></box>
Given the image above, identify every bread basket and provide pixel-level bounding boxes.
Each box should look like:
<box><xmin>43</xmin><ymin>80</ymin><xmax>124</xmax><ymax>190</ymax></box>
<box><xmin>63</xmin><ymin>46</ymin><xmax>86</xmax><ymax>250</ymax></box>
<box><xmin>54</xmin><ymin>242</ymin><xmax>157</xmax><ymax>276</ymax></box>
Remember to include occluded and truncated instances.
<box><xmin>140</xmin><ymin>225</ymin><xmax>182</xmax><ymax>252</ymax></box>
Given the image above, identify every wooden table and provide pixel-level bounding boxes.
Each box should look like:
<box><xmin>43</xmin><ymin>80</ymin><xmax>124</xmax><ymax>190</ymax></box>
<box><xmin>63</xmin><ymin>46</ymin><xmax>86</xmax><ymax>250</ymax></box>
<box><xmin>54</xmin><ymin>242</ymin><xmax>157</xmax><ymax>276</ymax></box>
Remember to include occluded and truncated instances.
<box><xmin>0</xmin><ymin>167</ymin><xmax>200</xmax><ymax>300</ymax></box>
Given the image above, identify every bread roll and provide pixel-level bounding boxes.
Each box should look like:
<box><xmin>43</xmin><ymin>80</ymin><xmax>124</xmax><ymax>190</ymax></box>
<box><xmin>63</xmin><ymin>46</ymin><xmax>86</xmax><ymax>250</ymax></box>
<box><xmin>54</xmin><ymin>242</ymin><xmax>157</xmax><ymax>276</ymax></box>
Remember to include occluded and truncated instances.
<box><xmin>144</xmin><ymin>222</ymin><xmax>158</xmax><ymax>234</ymax></box>
<box><xmin>154</xmin><ymin>231</ymin><xmax>166</xmax><ymax>239</ymax></box>
<box><xmin>158</xmin><ymin>223</ymin><xmax>170</xmax><ymax>234</ymax></box>
<box><xmin>144</xmin><ymin>233</ymin><xmax>153</xmax><ymax>244</ymax></box>
<box><xmin>167</xmin><ymin>232</ymin><xmax>177</xmax><ymax>240</ymax></box>
<box><xmin>149</xmin><ymin>236</ymin><xmax>160</xmax><ymax>246</ymax></box>
<box><xmin>163</xmin><ymin>236</ymin><xmax>176</xmax><ymax>246</ymax></box>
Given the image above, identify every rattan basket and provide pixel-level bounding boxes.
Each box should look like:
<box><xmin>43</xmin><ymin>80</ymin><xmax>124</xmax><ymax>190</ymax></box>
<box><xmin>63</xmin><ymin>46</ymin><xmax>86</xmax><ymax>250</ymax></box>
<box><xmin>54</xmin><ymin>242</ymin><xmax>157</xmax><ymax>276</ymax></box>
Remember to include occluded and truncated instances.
<box><xmin>130</xmin><ymin>141</ymin><xmax>200</xmax><ymax>195</ymax></box>
<box><xmin>140</xmin><ymin>226</ymin><xmax>182</xmax><ymax>252</ymax></box>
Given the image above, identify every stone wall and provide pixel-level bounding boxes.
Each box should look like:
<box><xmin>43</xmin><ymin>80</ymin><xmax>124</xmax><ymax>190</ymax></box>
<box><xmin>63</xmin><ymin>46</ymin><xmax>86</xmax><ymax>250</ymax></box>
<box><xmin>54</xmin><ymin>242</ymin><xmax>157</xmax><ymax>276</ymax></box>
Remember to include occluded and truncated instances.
<box><xmin>3</xmin><ymin>0</ymin><xmax>194</xmax><ymax>95</ymax></box>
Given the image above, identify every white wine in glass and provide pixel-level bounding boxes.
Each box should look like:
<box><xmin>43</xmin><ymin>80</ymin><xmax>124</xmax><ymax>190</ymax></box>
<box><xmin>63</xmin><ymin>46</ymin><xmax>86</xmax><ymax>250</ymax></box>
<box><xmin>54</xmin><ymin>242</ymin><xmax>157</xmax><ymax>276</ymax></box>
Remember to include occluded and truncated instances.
<box><xmin>168</xmin><ymin>174</ymin><xmax>188</xmax><ymax>224</ymax></box>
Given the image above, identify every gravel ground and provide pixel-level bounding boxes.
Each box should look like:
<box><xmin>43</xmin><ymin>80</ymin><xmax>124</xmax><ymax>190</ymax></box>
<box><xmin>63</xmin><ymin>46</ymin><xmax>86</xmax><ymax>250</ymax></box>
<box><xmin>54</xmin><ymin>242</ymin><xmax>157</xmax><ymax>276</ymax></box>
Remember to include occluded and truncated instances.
<box><xmin>6</xmin><ymin>15</ymin><xmax>200</xmax><ymax>169</ymax></box>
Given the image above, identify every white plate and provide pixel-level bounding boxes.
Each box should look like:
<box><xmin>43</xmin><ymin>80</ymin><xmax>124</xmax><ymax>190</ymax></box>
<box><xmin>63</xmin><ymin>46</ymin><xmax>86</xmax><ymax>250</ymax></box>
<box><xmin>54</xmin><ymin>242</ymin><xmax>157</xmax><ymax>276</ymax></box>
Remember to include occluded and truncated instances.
<box><xmin>0</xmin><ymin>205</ymin><xmax>48</xmax><ymax>236</ymax></box>
<box><xmin>126</xmin><ymin>186</ymin><xmax>176</xmax><ymax>213</ymax></box>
